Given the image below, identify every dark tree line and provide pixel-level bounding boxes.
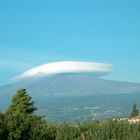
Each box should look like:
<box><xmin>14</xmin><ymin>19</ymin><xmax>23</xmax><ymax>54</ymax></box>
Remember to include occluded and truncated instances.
<box><xmin>130</xmin><ymin>103</ymin><xmax>139</xmax><ymax>118</ymax></box>
<box><xmin>0</xmin><ymin>89</ymin><xmax>140</xmax><ymax>140</ymax></box>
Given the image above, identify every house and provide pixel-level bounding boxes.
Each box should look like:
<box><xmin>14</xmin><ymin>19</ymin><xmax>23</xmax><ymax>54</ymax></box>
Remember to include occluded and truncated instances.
<box><xmin>128</xmin><ymin>116</ymin><xmax>140</xmax><ymax>123</ymax></box>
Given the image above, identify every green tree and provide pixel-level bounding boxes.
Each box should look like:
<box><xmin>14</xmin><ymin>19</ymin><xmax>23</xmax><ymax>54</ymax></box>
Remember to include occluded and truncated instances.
<box><xmin>0</xmin><ymin>112</ymin><xmax>7</xmax><ymax>140</ymax></box>
<box><xmin>6</xmin><ymin>88</ymin><xmax>37</xmax><ymax>115</ymax></box>
<box><xmin>130</xmin><ymin>103</ymin><xmax>139</xmax><ymax>118</ymax></box>
<box><xmin>5</xmin><ymin>88</ymin><xmax>48</xmax><ymax>140</ymax></box>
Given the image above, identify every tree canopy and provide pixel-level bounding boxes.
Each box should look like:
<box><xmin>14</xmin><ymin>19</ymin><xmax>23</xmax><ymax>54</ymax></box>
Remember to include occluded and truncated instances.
<box><xmin>0</xmin><ymin>89</ymin><xmax>140</xmax><ymax>140</ymax></box>
<box><xmin>4</xmin><ymin>89</ymin><xmax>48</xmax><ymax>140</ymax></box>
<box><xmin>130</xmin><ymin>103</ymin><xmax>139</xmax><ymax>118</ymax></box>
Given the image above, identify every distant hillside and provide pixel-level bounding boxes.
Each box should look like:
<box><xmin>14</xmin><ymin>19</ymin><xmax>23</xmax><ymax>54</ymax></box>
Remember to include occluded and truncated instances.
<box><xmin>0</xmin><ymin>74</ymin><xmax>140</xmax><ymax>98</ymax></box>
<box><xmin>0</xmin><ymin>74</ymin><xmax>140</xmax><ymax>122</ymax></box>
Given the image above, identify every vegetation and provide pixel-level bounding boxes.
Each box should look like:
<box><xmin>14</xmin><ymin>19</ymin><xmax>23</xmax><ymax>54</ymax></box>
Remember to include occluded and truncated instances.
<box><xmin>130</xmin><ymin>102</ymin><xmax>139</xmax><ymax>118</ymax></box>
<box><xmin>0</xmin><ymin>89</ymin><xmax>140</xmax><ymax>140</ymax></box>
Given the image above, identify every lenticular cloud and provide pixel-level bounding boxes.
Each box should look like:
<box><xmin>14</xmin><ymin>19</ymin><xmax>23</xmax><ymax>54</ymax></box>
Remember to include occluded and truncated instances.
<box><xmin>13</xmin><ymin>61</ymin><xmax>112</xmax><ymax>81</ymax></box>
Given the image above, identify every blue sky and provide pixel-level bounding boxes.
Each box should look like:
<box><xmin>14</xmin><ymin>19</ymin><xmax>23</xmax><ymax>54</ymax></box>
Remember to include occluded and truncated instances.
<box><xmin>0</xmin><ymin>0</ymin><xmax>140</xmax><ymax>85</ymax></box>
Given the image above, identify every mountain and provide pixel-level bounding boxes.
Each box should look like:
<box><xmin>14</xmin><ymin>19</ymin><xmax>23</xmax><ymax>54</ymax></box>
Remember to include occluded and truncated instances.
<box><xmin>1</xmin><ymin>74</ymin><xmax>140</xmax><ymax>96</ymax></box>
<box><xmin>0</xmin><ymin>74</ymin><xmax>140</xmax><ymax>122</ymax></box>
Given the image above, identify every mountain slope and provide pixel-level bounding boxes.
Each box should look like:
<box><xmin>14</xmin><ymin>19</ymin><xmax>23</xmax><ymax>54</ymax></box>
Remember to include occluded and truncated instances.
<box><xmin>1</xmin><ymin>74</ymin><xmax>140</xmax><ymax>97</ymax></box>
<box><xmin>0</xmin><ymin>74</ymin><xmax>140</xmax><ymax>122</ymax></box>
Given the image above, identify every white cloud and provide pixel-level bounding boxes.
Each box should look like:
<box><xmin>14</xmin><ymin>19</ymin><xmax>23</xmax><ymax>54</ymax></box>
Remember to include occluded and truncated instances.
<box><xmin>13</xmin><ymin>61</ymin><xmax>112</xmax><ymax>81</ymax></box>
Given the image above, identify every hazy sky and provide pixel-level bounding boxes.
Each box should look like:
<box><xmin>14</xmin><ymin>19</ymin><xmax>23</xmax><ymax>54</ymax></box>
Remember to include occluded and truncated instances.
<box><xmin>0</xmin><ymin>0</ymin><xmax>140</xmax><ymax>85</ymax></box>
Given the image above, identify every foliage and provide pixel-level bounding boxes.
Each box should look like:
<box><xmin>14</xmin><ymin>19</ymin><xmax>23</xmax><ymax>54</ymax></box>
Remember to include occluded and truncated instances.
<box><xmin>0</xmin><ymin>112</ymin><xmax>7</xmax><ymax>140</ymax></box>
<box><xmin>130</xmin><ymin>103</ymin><xmax>139</xmax><ymax>118</ymax></box>
<box><xmin>4</xmin><ymin>89</ymin><xmax>49</xmax><ymax>140</ymax></box>
<box><xmin>1</xmin><ymin>89</ymin><xmax>140</xmax><ymax>140</ymax></box>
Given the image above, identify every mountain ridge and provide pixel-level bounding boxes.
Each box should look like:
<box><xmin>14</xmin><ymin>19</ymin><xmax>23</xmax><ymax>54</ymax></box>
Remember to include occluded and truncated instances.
<box><xmin>1</xmin><ymin>74</ymin><xmax>140</xmax><ymax>97</ymax></box>
<box><xmin>0</xmin><ymin>74</ymin><xmax>140</xmax><ymax>122</ymax></box>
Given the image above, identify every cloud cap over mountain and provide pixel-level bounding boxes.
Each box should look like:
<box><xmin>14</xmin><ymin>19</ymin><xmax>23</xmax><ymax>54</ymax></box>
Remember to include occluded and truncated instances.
<box><xmin>13</xmin><ymin>61</ymin><xmax>112</xmax><ymax>81</ymax></box>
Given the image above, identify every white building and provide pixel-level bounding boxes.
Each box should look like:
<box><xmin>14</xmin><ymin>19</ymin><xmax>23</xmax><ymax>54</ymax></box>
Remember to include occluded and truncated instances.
<box><xmin>128</xmin><ymin>116</ymin><xmax>140</xmax><ymax>123</ymax></box>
